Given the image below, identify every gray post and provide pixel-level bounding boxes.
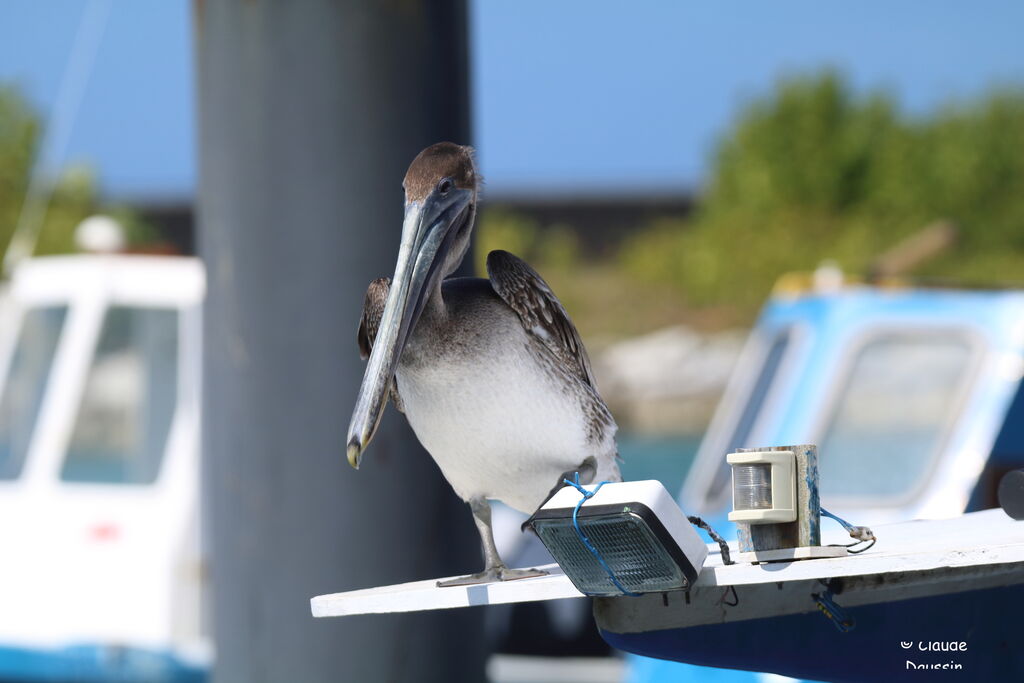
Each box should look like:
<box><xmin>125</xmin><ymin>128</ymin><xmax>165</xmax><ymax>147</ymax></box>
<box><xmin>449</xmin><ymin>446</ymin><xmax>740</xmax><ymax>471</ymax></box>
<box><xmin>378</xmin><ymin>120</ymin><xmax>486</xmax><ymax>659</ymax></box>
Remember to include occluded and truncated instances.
<box><xmin>195</xmin><ymin>2</ymin><xmax>483</xmax><ymax>682</ymax></box>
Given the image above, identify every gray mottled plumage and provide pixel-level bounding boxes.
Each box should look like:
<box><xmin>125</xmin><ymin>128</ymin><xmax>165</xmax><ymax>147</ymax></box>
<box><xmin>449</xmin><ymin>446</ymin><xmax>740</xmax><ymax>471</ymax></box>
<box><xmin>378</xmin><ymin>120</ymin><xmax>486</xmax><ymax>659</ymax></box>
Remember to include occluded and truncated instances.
<box><xmin>486</xmin><ymin>250</ymin><xmax>614</xmax><ymax>444</ymax></box>
<box><xmin>357</xmin><ymin>278</ymin><xmax>403</xmax><ymax>413</ymax></box>
<box><xmin>486</xmin><ymin>250</ymin><xmax>598</xmax><ymax>390</ymax></box>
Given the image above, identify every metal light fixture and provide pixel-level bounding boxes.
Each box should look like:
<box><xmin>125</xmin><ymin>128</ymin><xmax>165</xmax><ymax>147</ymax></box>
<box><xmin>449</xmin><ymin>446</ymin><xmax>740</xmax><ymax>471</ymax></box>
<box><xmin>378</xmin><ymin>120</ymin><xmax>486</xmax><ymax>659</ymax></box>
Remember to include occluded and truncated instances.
<box><xmin>530</xmin><ymin>480</ymin><xmax>708</xmax><ymax>597</ymax></box>
<box><xmin>727</xmin><ymin>450</ymin><xmax>797</xmax><ymax>524</ymax></box>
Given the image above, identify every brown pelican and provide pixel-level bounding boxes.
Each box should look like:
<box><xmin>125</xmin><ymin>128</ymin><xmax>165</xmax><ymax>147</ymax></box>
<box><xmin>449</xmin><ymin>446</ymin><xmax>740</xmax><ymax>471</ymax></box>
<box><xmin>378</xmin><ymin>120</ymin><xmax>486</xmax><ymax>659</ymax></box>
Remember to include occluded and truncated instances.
<box><xmin>346</xmin><ymin>142</ymin><xmax>620</xmax><ymax>585</ymax></box>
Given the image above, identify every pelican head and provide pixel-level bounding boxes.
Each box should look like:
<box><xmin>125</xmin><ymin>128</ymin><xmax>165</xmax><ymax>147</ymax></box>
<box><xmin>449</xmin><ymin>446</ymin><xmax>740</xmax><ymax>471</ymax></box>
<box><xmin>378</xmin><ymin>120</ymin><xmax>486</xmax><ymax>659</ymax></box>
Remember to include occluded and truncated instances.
<box><xmin>346</xmin><ymin>142</ymin><xmax>478</xmax><ymax>468</ymax></box>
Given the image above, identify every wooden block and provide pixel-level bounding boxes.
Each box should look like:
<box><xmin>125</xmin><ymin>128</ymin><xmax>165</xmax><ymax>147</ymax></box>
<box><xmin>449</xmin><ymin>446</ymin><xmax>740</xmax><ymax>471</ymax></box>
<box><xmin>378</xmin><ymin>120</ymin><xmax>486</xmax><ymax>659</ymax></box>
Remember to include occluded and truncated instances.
<box><xmin>735</xmin><ymin>444</ymin><xmax>820</xmax><ymax>553</ymax></box>
<box><xmin>734</xmin><ymin>545</ymin><xmax>847</xmax><ymax>564</ymax></box>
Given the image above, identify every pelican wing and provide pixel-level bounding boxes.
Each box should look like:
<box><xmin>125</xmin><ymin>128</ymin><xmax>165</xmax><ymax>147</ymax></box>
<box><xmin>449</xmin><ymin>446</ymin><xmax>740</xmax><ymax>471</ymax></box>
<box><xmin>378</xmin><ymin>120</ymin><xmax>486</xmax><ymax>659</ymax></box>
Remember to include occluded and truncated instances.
<box><xmin>486</xmin><ymin>249</ymin><xmax>598</xmax><ymax>390</ymax></box>
<box><xmin>356</xmin><ymin>277</ymin><xmax>404</xmax><ymax>413</ymax></box>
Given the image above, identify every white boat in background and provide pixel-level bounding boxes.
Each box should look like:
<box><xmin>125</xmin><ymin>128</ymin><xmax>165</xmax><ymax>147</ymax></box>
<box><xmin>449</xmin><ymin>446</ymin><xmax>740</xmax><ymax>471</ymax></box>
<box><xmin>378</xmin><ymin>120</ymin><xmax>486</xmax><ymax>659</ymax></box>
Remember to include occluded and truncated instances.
<box><xmin>0</xmin><ymin>255</ymin><xmax>208</xmax><ymax>682</ymax></box>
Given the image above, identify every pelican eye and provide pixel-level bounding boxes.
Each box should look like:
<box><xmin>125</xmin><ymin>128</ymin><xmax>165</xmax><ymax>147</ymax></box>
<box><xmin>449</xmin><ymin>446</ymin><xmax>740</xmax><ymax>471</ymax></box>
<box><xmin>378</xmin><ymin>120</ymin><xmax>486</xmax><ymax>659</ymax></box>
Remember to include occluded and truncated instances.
<box><xmin>437</xmin><ymin>178</ymin><xmax>454</xmax><ymax>195</ymax></box>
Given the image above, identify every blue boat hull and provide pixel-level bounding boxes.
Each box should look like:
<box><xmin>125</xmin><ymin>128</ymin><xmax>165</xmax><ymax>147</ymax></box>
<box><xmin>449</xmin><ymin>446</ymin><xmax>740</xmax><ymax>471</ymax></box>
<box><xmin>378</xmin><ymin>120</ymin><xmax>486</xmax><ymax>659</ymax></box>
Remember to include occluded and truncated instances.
<box><xmin>604</xmin><ymin>583</ymin><xmax>1024</xmax><ymax>681</ymax></box>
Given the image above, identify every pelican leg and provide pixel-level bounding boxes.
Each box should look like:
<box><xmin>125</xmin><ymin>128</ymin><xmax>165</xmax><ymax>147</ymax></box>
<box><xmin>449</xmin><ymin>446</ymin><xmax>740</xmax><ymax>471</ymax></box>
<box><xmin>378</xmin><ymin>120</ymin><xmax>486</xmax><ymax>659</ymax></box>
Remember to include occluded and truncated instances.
<box><xmin>437</xmin><ymin>498</ymin><xmax>548</xmax><ymax>587</ymax></box>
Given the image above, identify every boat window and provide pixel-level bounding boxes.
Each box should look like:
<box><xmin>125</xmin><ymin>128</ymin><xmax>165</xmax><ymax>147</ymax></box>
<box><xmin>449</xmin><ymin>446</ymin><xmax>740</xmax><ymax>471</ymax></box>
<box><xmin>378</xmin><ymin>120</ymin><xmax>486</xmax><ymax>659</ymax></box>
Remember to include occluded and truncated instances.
<box><xmin>61</xmin><ymin>307</ymin><xmax>178</xmax><ymax>485</ymax></box>
<box><xmin>708</xmin><ymin>331</ymin><xmax>791</xmax><ymax>502</ymax></box>
<box><xmin>819</xmin><ymin>334</ymin><xmax>973</xmax><ymax>503</ymax></box>
<box><xmin>0</xmin><ymin>306</ymin><xmax>68</xmax><ymax>480</ymax></box>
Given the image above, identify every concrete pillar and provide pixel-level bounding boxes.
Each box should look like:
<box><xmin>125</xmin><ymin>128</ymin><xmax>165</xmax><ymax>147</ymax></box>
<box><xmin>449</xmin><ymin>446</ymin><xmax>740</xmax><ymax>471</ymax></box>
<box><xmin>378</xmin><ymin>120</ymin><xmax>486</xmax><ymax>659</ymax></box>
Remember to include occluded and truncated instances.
<box><xmin>195</xmin><ymin>1</ymin><xmax>483</xmax><ymax>681</ymax></box>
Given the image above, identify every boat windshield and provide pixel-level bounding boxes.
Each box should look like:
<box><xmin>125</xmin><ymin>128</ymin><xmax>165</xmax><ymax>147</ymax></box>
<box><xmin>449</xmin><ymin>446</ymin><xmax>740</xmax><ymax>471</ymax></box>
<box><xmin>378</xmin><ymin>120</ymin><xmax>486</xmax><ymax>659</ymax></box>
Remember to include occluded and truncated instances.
<box><xmin>60</xmin><ymin>306</ymin><xmax>179</xmax><ymax>485</ymax></box>
<box><xmin>819</xmin><ymin>334</ymin><xmax>974</xmax><ymax>504</ymax></box>
<box><xmin>0</xmin><ymin>306</ymin><xmax>68</xmax><ymax>480</ymax></box>
<box><xmin>705</xmin><ymin>331</ymin><xmax>792</xmax><ymax>507</ymax></box>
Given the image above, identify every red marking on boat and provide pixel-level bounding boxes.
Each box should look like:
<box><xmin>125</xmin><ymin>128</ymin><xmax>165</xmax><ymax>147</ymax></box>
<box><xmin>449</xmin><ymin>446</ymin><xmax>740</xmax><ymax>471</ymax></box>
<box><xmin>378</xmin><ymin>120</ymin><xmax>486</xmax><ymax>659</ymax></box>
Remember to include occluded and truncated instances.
<box><xmin>90</xmin><ymin>523</ymin><xmax>120</xmax><ymax>541</ymax></box>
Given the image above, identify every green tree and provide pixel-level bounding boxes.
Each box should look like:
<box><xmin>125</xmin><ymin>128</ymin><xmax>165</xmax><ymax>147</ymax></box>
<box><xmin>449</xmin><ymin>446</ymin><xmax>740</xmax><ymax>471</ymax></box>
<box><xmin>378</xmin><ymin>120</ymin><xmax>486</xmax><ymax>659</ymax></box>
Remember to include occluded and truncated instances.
<box><xmin>0</xmin><ymin>85</ymin><xmax>158</xmax><ymax>268</ymax></box>
<box><xmin>622</xmin><ymin>73</ymin><xmax>1024</xmax><ymax>312</ymax></box>
<box><xmin>0</xmin><ymin>85</ymin><xmax>97</xmax><ymax>262</ymax></box>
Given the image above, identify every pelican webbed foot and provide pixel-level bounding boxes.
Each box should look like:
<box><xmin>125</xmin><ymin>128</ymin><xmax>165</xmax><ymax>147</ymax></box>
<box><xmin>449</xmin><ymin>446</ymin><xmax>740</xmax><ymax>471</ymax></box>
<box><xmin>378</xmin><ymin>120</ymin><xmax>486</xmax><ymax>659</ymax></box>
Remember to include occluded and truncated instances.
<box><xmin>436</xmin><ymin>565</ymin><xmax>548</xmax><ymax>587</ymax></box>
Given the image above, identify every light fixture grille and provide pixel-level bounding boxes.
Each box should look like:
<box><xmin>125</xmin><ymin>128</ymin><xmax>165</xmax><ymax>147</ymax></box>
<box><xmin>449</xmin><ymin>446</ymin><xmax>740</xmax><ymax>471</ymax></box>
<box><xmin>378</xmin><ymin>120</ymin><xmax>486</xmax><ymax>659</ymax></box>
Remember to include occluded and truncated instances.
<box><xmin>534</xmin><ymin>512</ymin><xmax>686</xmax><ymax>596</ymax></box>
<box><xmin>733</xmin><ymin>463</ymin><xmax>773</xmax><ymax>510</ymax></box>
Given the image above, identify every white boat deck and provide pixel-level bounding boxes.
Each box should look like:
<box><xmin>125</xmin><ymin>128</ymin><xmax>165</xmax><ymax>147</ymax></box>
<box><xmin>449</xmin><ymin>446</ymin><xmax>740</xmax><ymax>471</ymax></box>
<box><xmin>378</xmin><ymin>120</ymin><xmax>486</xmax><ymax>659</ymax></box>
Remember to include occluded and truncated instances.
<box><xmin>311</xmin><ymin>509</ymin><xmax>1024</xmax><ymax>622</ymax></box>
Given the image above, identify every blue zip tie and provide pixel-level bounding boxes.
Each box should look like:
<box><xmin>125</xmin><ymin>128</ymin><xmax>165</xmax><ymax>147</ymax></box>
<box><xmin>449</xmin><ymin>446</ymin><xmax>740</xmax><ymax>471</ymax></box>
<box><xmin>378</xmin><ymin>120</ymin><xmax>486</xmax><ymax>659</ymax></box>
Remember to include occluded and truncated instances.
<box><xmin>562</xmin><ymin>473</ymin><xmax>641</xmax><ymax>597</ymax></box>
<box><xmin>821</xmin><ymin>507</ymin><xmax>875</xmax><ymax>543</ymax></box>
<box><xmin>820</xmin><ymin>507</ymin><xmax>855</xmax><ymax>532</ymax></box>
<box><xmin>813</xmin><ymin>588</ymin><xmax>855</xmax><ymax>632</ymax></box>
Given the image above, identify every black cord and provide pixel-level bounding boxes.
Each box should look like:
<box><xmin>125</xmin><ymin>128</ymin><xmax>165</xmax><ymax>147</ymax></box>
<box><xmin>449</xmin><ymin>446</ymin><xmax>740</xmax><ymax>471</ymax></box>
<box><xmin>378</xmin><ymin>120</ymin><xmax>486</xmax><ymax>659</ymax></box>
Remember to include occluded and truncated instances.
<box><xmin>828</xmin><ymin>537</ymin><xmax>877</xmax><ymax>554</ymax></box>
<box><xmin>688</xmin><ymin>515</ymin><xmax>735</xmax><ymax>565</ymax></box>
<box><xmin>719</xmin><ymin>585</ymin><xmax>739</xmax><ymax>607</ymax></box>
<box><xmin>846</xmin><ymin>538</ymin><xmax>876</xmax><ymax>554</ymax></box>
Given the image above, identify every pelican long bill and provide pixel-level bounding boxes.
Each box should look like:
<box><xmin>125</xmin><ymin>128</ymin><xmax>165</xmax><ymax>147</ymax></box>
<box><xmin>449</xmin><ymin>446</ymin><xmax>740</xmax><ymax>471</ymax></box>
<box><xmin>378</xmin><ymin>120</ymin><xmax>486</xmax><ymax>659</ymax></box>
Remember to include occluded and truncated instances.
<box><xmin>346</xmin><ymin>186</ymin><xmax>472</xmax><ymax>468</ymax></box>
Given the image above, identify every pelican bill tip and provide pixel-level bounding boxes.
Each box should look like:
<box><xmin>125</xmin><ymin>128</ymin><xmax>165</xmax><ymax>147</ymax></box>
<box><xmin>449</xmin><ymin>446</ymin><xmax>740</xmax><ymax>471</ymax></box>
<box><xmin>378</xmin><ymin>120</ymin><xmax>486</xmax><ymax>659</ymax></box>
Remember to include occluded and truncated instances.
<box><xmin>346</xmin><ymin>440</ymin><xmax>362</xmax><ymax>470</ymax></box>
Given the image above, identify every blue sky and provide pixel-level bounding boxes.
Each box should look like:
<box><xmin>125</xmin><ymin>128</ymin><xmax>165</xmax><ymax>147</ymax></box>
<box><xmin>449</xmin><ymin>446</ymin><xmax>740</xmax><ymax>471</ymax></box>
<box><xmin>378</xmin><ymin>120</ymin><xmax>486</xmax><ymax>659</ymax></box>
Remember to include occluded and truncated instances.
<box><xmin>1</xmin><ymin>1</ymin><xmax>1022</xmax><ymax>201</ymax></box>
<box><xmin>0</xmin><ymin>1</ymin><xmax>193</xmax><ymax>200</ymax></box>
